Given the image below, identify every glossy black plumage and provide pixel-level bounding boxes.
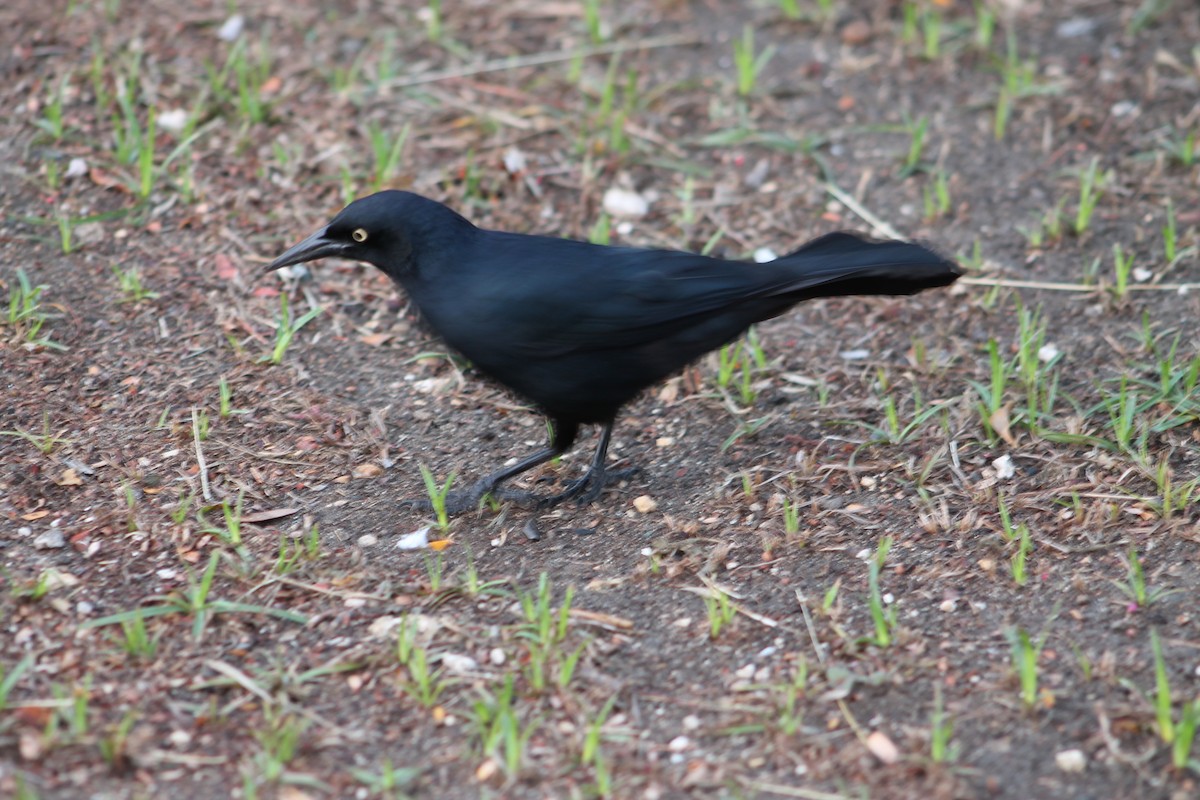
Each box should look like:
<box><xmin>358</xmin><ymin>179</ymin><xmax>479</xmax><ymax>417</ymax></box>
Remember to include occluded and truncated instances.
<box><xmin>266</xmin><ymin>191</ymin><xmax>960</xmax><ymax>512</ymax></box>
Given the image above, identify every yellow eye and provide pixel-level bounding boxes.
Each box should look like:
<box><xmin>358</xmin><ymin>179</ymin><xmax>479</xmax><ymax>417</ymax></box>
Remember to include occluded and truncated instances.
<box><xmin>352</xmin><ymin>228</ymin><xmax>368</xmax><ymax>243</ymax></box>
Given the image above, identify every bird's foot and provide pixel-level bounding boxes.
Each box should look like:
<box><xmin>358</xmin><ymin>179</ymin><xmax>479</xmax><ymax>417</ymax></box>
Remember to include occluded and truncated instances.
<box><xmin>530</xmin><ymin>465</ymin><xmax>639</xmax><ymax>509</ymax></box>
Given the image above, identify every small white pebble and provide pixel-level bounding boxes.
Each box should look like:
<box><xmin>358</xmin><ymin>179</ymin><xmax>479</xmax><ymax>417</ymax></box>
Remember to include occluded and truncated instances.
<box><xmin>655</xmin><ymin>436</ymin><xmax>675</xmax><ymax>447</ymax></box>
<box><xmin>502</xmin><ymin>146</ymin><xmax>526</xmax><ymax>175</ymax></box>
<box><xmin>682</xmin><ymin>715</ymin><xmax>701</xmax><ymax>731</ymax></box>
<box><xmin>1056</xmin><ymin>748</ymin><xmax>1086</xmax><ymax>773</ymax></box>
<box><xmin>1132</xmin><ymin>267</ymin><xmax>1153</xmax><ymax>282</ymax></box>
<box><xmin>735</xmin><ymin>664</ymin><xmax>755</xmax><ymax>679</ymax></box>
<box><xmin>753</xmin><ymin>247</ymin><xmax>777</xmax><ymax>263</ymax></box>
<box><xmin>993</xmin><ymin>454</ymin><xmax>1016</xmax><ymax>479</ymax></box>
<box><xmin>76</xmin><ymin>601</ymin><xmax>94</xmax><ymax>615</ymax></box>
<box><xmin>1037</xmin><ymin>343</ymin><xmax>1060</xmax><ymax>363</ymax></box>
<box><xmin>357</xmin><ymin>534</ymin><xmax>378</xmax><ymax>547</ymax></box>
<box><xmin>158</xmin><ymin>108</ymin><xmax>188</xmax><ymax>133</ymax></box>
<box><xmin>602</xmin><ymin>187</ymin><xmax>649</xmax><ymax>218</ymax></box>
<box><xmin>217</xmin><ymin>14</ymin><xmax>244</xmax><ymax>41</ymax></box>
<box><xmin>490</xmin><ymin>648</ymin><xmax>506</xmax><ymax>666</ymax></box>
<box><xmin>440</xmin><ymin>653</ymin><xmax>478</xmax><ymax>674</ymax></box>
<box><xmin>66</xmin><ymin>158</ymin><xmax>88</xmax><ymax>178</ymax></box>
<box><xmin>840</xmin><ymin>349</ymin><xmax>870</xmax><ymax>361</ymax></box>
<box><xmin>667</xmin><ymin>735</ymin><xmax>690</xmax><ymax>752</ymax></box>
<box><xmin>855</xmin><ymin>548</ymin><xmax>872</xmax><ymax>561</ymax></box>
<box><xmin>33</xmin><ymin>530</ymin><xmax>66</xmax><ymax>550</ymax></box>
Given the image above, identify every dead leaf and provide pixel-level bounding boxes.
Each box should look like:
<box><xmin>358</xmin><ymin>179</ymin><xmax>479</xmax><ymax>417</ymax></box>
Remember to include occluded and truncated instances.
<box><xmin>360</xmin><ymin>332</ymin><xmax>393</xmax><ymax>347</ymax></box>
<box><xmin>240</xmin><ymin>507</ymin><xmax>300</xmax><ymax>524</ymax></box>
<box><xmin>22</xmin><ymin>510</ymin><xmax>50</xmax><ymax>521</ymax></box>
<box><xmin>990</xmin><ymin>405</ymin><xmax>1017</xmax><ymax>446</ymax></box>
<box><xmin>428</xmin><ymin>539</ymin><xmax>453</xmax><ymax>551</ymax></box>
<box><xmin>214</xmin><ymin>252</ymin><xmax>237</xmax><ymax>281</ymax></box>
<box><xmin>56</xmin><ymin>468</ymin><xmax>83</xmax><ymax>486</ymax></box>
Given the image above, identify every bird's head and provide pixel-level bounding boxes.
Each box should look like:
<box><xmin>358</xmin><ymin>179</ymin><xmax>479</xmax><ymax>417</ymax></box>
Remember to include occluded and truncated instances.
<box><xmin>262</xmin><ymin>190</ymin><xmax>473</xmax><ymax>281</ymax></box>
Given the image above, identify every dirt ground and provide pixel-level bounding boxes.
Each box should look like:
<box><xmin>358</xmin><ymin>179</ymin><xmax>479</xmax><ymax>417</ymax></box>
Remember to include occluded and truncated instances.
<box><xmin>2</xmin><ymin>1</ymin><xmax>1199</xmax><ymax>798</ymax></box>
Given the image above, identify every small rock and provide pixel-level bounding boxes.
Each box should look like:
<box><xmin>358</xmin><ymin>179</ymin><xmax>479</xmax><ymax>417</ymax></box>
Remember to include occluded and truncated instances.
<box><xmin>73</xmin><ymin>222</ymin><xmax>105</xmax><ymax>247</ymax></box>
<box><xmin>217</xmin><ymin>14</ymin><xmax>244</xmax><ymax>41</ymax></box>
<box><xmin>1056</xmin><ymin>18</ymin><xmax>1097</xmax><ymax>38</ymax></box>
<box><xmin>866</xmin><ymin>730</ymin><xmax>900</xmax><ymax>764</ymax></box>
<box><xmin>522</xmin><ymin>520</ymin><xmax>542</xmax><ymax>541</ymax></box>
<box><xmin>66</xmin><ymin>157</ymin><xmax>88</xmax><ymax>178</ymax></box>
<box><xmin>489</xmin><ymin>648</ymin><xmax>506</xmax><ymax>666</ymax></box>
<box><xmin>841</xmin><ymin>19</ymin><xmax>872</xmax><ymax>46</ymax></box>
<box><xmin>633</xmin><ymin>495</ymin><xmax>658</xmax><ymax>513</ymax></box>
<box><xmin>602</xmin><ymin>187</ymin><xmax>649</xmax><ymax>218</ymax></box>
<box><xmin>682</xmin><ymin>715</ymin><xmax>701</xmax><ymax>731</ymax></box>
<box><xmin>655</xmin><ymin>436</ymin><xmax>675</xmax><ymax>447</ymax></box>
<box><xmin>158</xmin><ymin>108</ymin><xmax>188</xmax><ymax>133</ymax></box>
<box><xmin>992</xmin><ymin>455</ymin><xmax>1016</xmax><ymax>479</ymax></box>
<box><xmin>76</xmin><ymin>601</ymin><xmax>94</xmax><ymax>615</ymax></box>
<box><xmin>753</xmin><ymin>247</ymin><xmax>777</xmax><ymax>263</ymax></box>
<box><xmin>440</xmin><ymin>653</ymin><xmax>478</xmax><ymax>674</ymax></box>
<box><xmin>502</xmin><ymin>146</ymin><xmax>527</xmax><ymax>175</ymax></box>
<box><xmin>353</xmin><ymin>462</ymin><xmax>384</xmax><ymax>478</ymax></box>
<box><xmin>33</xmin><ymin>530</ymin><xmax>66</xmax><ymax>549</ymax></box>
<box><xmin>1056</xmin><ymin>748</ymin><xmax>1086</xmax><ymax>772</ymax></box>
<box><xmin>840</xmin><ymin>348</ymin><xmax>869</xmax><ymax>361</ymax></box>
<box><xmin>1133</xmin><ymin>267</ymin><xmax>1153</xmax><ymax>282</ymax></box>
<box><xmin>1037</xmin><ymin>343</ymin><xmax>1060</xmax><ymax>363</ymax></box>
<box><xmin>667</xmin><ymin>735</ymin><xmax>690</xmax><ymax>752</ymax></box>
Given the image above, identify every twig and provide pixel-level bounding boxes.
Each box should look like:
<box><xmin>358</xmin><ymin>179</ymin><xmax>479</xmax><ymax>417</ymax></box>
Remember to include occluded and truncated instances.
<box><xmin>961</xmin><ymin>275</ymin><xmax>1200</xmax><ymax>293</ymax></box>
<box><xmin>795</xmin><ymin>590</ymin><xmax>827</xmax><ymax>665</ymax></box>
<box><xmin>384</xmin><ymin>34</ymin><xmax>701</xmax><ymax>90</ymax></box>
<box><xmin>824</xmin><ymin>181</ymin><xmax>907</xmax><ymax>240</ymax></box>
<box><xmin>192</xmin><ymin>407</ymin><xmax>212</xmax><ymax>502</ymax></box>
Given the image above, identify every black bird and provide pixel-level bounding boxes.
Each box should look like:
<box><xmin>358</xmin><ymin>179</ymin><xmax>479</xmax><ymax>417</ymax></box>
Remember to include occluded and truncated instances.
<box><xmin>265</xmin><ymin>191</ymin><xmax>959</xmax><ymax>513</ymax></box>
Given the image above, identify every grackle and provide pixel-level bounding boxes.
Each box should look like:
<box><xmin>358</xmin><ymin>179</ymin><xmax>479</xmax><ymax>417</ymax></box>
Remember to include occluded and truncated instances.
<box><xmin>265</xmin><ymin>191</ymin><xmax>959</xmax><ymax>513</ymax></box>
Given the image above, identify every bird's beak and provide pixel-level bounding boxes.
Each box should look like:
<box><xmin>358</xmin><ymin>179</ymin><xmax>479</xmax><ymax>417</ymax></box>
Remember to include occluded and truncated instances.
<box><xmin>262</xmin><ymin>227</ymin><xmax>348</xmax><ymax>274</ymax></box>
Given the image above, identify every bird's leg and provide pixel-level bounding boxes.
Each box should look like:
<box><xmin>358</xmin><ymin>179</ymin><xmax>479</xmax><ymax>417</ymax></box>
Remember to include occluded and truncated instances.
<box><xmin>533</xmin><ymin>420</ymin><xmax>636</xmax><ymax>508</ymax></box>
<box><xmin>406</xmin><ymin>421</ymin><xmax>578</xmax><ymax>515</ymax></box>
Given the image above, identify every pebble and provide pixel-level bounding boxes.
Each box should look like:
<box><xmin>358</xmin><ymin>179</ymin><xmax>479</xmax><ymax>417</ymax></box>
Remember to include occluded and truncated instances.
<box><xmin>358</xmin><ymin>534</ymin><xmax>379</xmax><ymax>547</ymax></box>
<box><xmin>522</xmin><ymin>520</ymin><xmax>542</xmax><ymax>541</ymax></box>
<box><xmin>602</xmin><ymin>187</ymin><xmax>650</xmax><ymax>218</ymax></box>
<box><xmin>33</xmin><ymin>530</ymin><xmax>66</xmax><ymax>549</ymax></box>
<box><xmin>667</xmin><ymin>735</ymin><xmax>690</xmax><ymax>752</ymax></box>
<box><xmin>158</xmin><ymin>109</ymin><xmax>188</xmax><ymax>133</ymax></box>
<box><xmin>992</xmin><ymin>455</ymin><xmax>1016</xmax><ymax>479</ymax></box>
<box><xmin>633</xmin><ymin>495</ymin><xmax>658</xmax><ymax>513</ymax></box>
<box><xmin>1056</xmin><ymin>748</ymin><xmax>1086</xmax><ymax>772</ymax></box>
<box><xmin>217</xmin><ymin>14</ymin><xmax>244</xmax><ymax>41</ymax></box>
<box><xmin>841</xmin><ymin>19</ymin><xmax>872</xmax><ymax>46</ymax></box>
